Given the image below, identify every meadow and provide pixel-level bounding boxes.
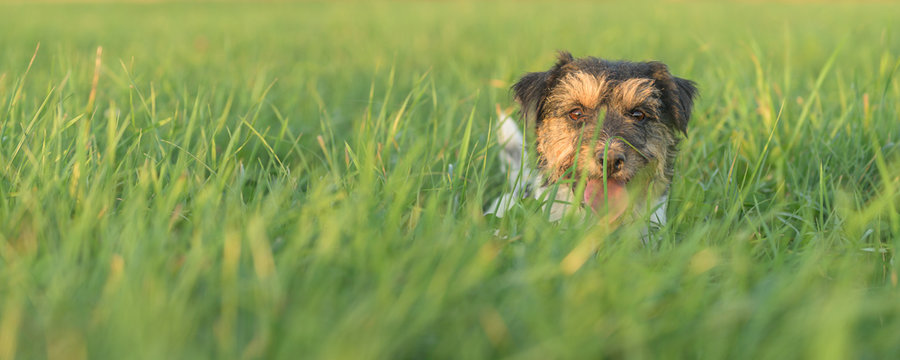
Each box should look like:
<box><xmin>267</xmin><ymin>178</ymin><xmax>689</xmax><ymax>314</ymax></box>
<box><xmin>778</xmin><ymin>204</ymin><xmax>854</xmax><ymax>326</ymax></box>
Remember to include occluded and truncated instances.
<box><xmin>0</xmin><ymin>1</ymin><xmax>899</xmax><ymax>358</ymax></box>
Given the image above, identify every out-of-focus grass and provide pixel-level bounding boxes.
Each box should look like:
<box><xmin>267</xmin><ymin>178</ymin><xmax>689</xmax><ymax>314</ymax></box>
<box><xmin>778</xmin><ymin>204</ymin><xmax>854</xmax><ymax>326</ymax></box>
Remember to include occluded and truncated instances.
<box><xmin>0</xmin><ymin>1</ymin><xmax>898</xmax><ymax>359</ymax></box>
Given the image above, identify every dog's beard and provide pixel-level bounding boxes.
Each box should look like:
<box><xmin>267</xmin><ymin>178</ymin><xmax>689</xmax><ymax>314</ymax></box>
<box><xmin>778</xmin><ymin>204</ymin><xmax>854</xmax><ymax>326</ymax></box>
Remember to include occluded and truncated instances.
<box><xmin>577</xmin><ymin>161</ymin><xmax>660</xmax><ymax>223</ymax></box>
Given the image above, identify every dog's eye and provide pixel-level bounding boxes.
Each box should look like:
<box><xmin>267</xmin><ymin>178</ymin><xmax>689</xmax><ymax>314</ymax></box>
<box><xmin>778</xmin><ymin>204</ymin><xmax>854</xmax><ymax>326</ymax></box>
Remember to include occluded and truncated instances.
<box><xmin>568</xmin><ymin>109</ymin><xmax>583</xmax><ymax>121</ymax></box>
<box><xmin>629</xmin><ymin>109</ymin><xmax>645</xmax><ymax>120</ymax></box>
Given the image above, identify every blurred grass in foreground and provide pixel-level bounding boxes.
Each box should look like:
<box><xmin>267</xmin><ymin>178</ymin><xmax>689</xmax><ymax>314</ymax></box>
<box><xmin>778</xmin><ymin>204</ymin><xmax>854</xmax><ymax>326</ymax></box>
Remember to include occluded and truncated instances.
<box><xmin>0</xmin><ymin>1</ymin><xmax>899</xmax><ymax>359</ymax></box>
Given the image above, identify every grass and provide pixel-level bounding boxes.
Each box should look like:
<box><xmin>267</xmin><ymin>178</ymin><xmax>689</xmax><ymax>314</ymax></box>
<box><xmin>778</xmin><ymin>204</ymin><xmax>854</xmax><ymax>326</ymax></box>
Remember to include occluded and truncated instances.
<box><xmin>0</xmin><ymin>1</ymin><xmax>899</xmax><ymax>359</ymax></box>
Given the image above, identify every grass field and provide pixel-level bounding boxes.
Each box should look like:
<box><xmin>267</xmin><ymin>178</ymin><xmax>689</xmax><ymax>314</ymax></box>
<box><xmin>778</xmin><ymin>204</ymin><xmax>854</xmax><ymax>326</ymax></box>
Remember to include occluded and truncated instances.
<box><xmin>1</xmin><ymin>1</ymin><xmax>899</xmax><ymax>359</ymax></box>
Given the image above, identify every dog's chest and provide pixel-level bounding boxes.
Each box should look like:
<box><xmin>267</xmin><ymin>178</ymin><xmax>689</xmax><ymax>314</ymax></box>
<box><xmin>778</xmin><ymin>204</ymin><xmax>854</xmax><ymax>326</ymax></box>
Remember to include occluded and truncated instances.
<box><xmin>534</xmin><ymin>185</ymin><xmax>667</xmax><ymax>227</ymax></box>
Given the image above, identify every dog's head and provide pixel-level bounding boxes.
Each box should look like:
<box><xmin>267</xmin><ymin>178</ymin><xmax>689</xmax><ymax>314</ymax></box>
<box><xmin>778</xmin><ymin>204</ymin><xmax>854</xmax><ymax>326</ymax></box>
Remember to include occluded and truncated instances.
<box><xmin>513</xmin><ymin>51</ymin><xmax>698</xmax><ymax>216</ymax></box>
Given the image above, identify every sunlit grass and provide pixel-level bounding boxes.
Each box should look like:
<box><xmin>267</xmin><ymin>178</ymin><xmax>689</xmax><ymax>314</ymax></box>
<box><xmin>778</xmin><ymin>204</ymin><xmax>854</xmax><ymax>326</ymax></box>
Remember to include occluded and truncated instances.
<box><xmin>0</xmin><ymin>1</ymin><xmax>898</xmax><ymax>359</ymax></box>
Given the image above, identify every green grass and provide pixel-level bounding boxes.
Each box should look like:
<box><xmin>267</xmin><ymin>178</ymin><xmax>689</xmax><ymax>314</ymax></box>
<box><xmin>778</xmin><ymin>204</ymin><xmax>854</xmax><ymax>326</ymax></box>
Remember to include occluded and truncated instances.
<box><xmin>0</xmin><ymin>1</ymin><xmax>899</xmax><ymax>358</ymax></box>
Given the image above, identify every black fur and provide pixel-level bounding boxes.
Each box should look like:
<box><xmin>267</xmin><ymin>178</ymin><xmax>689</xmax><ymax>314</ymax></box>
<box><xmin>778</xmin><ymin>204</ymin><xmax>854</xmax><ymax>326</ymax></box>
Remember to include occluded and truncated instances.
<box><xmin>512</xmin><ymin>52</ymin><xmax>699</xmax><ymax>133</ymax></box>
<box><xmin>512</xmin><ymin>51</ymin><xmax>701</xmax><ymax>189</ymax></box>
<box><xmin>673</xmin><ymin>77</ymin><xmax>699</xmax><ymax>134</ymax></box>
<box><xmin>648</xmin><ymin>62</ymin><xmax>698</xmax><ymax>135</ymax></box>
<box><xmin>512</xmin><ymin>51</ymin><xmax>574</xmax><ymax>126</ymax></box>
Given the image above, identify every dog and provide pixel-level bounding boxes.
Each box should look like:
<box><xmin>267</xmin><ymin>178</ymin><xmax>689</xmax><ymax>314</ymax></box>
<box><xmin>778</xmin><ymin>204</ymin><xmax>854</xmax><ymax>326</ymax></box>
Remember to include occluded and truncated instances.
<box><xmin>487</xmin><ymin>51</ymin><xmax>698</xmax><ymax>231</ymax></box>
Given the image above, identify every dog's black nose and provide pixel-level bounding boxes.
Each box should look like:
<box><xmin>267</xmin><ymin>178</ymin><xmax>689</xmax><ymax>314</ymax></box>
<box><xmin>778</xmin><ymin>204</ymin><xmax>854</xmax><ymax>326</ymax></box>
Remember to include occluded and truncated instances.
<box><xmin>607</xmin><ymin>153</ymin><xmax>626</xmax><ymax>175</ymax></box>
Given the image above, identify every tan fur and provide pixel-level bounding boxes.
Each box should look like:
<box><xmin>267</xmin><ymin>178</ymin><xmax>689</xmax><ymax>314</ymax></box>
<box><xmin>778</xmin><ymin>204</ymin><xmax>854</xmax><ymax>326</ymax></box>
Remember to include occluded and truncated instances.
<box><xmin>546</xmin><ymin>72</ymin><xmax>609</xmax><ymax>110</ymax></box>
<box><xmin>535</xmin><ymin>75</ymin><xmax>677</xmax><ymax>208</ymax></box>
<box><xmin>610</xmin><ymin>78</ymin><xmax>661</xmax><ymax>114</ymax></box>
<box><xmin>535</xmin><ymin>119</ymin><xmax>579</xmax><ymax>181</ymax></box>
<box><xmin>502</xmin><ymin>54</ymin><xmax>697</xmax><ymax>230</ymax></box>
<box><xmin>641</xmin><ymin>122</ymin><xmax>675</xmax><ymax>180</ymax></box>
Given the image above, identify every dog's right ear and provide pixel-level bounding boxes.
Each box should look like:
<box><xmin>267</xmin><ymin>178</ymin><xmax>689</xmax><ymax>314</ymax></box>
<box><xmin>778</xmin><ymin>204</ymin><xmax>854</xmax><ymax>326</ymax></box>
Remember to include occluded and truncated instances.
<box><xmin>512</xmin><ymin>51</ymin><xmax>574</xmax><ymax>126</ymax></box>
<box><xmin>648</xmin><ymin>62</ymin><xmax>699</xmax><ymax>135</ymax></box>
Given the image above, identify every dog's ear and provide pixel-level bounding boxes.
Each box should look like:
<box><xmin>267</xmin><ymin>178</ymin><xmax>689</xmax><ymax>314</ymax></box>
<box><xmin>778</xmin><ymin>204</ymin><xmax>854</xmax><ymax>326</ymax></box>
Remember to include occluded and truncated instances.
<box><xmin>512</xmin><ymin>71</ymin><xmax>549</xmax><ymax>125</ymax></box>
<box><xmin>673</xmin><ymin>77</ymin><xmax>698</xmax><ymax>133</ymax></box>
<box><xmin>650</xmin><ymin>63</ymin><xmax>699</xmax><ymax>135</ymax></box>
<box><xmin>512</xmin><ymin>51</ymin><xmax>574</xmax><ymax>126</ymax></box>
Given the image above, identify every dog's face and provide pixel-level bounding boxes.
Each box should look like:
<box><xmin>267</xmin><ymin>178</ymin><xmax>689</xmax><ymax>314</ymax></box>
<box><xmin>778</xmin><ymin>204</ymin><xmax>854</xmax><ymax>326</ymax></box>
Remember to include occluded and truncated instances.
<box><xmin>513</xmin><ymin>52</ymin><xmax>698</xmax><ymax>215</ymax></box>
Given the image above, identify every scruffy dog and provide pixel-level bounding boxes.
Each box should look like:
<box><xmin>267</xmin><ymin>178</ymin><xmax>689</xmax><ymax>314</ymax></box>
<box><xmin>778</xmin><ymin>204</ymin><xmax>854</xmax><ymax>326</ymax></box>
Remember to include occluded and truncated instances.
<box><xmin>488</xmin><ymin>52</ymin><xmax>698</xmax><ymax>229</ymax></box>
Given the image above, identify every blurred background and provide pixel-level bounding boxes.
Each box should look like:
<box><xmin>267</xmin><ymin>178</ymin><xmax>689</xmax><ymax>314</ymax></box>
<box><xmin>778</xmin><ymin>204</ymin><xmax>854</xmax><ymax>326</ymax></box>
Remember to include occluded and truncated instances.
<box><xmin>1</xmin><ymin>1</ymin><xmax>898</xmax><ymax>359</ymax></box>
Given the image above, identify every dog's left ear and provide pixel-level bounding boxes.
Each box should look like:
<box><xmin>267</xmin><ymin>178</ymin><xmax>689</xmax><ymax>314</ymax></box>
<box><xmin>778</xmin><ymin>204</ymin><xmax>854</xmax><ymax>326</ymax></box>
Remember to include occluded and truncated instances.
<box><xmin>512</xmin><ymin>70</ymin><xmax>550</xmax><ymax>126</ymax></box>
<box><xmin>650</xmin><ymin>63</ymin><xmax>699</xmax><ymax>135</ymax></box>
<box><xmin>512</xmin><ymin>51</ymin><xmax>575</xmax><ymax>126</ymax></box>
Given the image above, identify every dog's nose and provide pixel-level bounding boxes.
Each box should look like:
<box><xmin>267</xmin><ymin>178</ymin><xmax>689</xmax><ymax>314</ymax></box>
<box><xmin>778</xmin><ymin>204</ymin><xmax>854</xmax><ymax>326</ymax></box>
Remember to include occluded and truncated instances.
<box><xmin>602</xmin><ymin>152</ymin><xmax>626</xmax><ymax>175</ymax></box>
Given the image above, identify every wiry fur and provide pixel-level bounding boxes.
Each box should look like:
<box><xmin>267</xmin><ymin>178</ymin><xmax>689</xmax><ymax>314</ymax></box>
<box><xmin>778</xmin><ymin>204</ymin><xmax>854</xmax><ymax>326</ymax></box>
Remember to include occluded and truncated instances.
<box><xmin>489</xmin><ymin>52</ymin><xmax>698</xmax><ymax>230</ymax></box>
